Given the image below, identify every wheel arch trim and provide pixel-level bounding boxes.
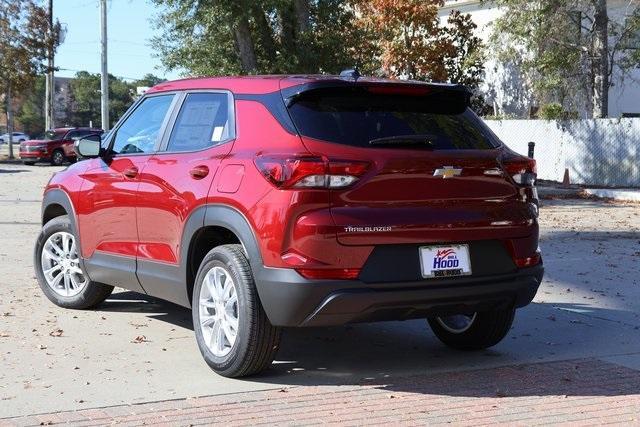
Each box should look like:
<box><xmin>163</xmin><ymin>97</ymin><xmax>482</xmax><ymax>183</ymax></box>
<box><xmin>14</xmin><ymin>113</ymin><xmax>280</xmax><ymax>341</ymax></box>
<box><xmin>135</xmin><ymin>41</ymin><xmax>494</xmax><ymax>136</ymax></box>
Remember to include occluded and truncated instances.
<box><xmin>178</xmin><ymin>204</ymin><xmax>265</xmax><ymax>307</ymax></box>
<box><xmin>40</xmin><ymin>189</ymin><xmax>91</xmax><ymax>279</ymax></box>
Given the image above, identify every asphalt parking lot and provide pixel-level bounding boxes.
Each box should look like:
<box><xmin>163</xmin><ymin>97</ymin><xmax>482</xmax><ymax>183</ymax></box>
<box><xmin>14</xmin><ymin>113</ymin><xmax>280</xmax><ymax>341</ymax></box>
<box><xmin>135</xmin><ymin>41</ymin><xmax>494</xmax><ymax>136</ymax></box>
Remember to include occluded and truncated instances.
<box><xmin>0</xmin><ymin>161</ymin><xmax>639</xmax><ymax>421</ymax></box>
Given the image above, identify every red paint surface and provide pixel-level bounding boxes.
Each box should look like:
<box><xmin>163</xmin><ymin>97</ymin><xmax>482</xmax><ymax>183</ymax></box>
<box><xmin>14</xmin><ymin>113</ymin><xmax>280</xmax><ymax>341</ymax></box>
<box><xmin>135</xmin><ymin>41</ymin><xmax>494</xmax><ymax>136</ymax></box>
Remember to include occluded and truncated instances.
<box><xmin>45</xmin><ymin>75</ymin><xmax>540</xmax><ymax>278</ymax></box>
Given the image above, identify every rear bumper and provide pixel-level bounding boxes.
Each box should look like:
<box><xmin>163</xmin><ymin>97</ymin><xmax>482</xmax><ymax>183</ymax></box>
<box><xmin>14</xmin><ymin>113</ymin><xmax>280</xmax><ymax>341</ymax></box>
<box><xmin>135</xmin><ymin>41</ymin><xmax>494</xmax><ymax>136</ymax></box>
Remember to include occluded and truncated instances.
<box><xmin>254</xmin><ymin>264</ymin><xmax>543</xmax><ymax>327</ymax></box>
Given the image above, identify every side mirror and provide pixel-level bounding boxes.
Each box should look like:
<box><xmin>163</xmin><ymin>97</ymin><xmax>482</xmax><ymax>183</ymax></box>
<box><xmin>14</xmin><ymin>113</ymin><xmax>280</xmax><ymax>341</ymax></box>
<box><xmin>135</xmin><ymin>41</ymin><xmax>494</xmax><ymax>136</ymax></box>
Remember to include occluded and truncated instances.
<box><xmin>75</xmin><ymin>133</ymin><xmax>103</xmax><ymax>158</ymax></box>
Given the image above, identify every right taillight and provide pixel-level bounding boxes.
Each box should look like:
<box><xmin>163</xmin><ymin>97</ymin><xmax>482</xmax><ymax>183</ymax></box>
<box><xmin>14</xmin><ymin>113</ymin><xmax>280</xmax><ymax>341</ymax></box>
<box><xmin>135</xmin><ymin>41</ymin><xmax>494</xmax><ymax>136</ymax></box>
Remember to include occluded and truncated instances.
<box><xmin>503</xmin><ymin>156</ymin><xmax>539</xmax><ymax>212</ymax></box>
<box><xmin>255</xmin><ymin>154</ymin><xmax>369</xmax><ymax>189</ymax></box>
<box><xmin>503</xmin><ymin>157</ymin><xmax>537</xmax><ymax>187</ymax></box>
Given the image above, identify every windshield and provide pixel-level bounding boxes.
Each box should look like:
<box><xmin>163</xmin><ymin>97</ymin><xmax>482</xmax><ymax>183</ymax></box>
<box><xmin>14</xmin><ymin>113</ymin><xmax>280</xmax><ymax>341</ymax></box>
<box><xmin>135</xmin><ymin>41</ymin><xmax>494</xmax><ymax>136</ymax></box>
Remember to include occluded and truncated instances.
<box><xmin>287</xmin><ymin>87</ymin><xmax>499</xmax><ymax>150</ymax></box>
<box><xmin>42</xmin><ymin>130</ymin><xmax>67</xmax><ymax>141</ymax></box>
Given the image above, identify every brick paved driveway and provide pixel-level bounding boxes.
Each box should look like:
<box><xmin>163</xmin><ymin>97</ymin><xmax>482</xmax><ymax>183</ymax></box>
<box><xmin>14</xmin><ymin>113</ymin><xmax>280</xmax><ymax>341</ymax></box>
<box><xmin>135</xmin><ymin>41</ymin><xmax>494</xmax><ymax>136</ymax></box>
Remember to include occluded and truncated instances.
<box><xmin>3</xmin><ymin>359</ymin><xmax>639</xmax><ymax>426</ymax></box>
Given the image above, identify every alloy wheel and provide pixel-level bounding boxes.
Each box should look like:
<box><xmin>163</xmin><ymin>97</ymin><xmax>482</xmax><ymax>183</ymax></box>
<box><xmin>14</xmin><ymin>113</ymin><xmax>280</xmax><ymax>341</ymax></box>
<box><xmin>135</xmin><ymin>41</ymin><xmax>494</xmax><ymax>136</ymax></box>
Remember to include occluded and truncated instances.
<box><xmin>199</xmin><ymin>266</ymin><xmax>239</xmax><ymax>357</ymax></box>
<box><xmin>40</xmin><ymin>231</ymin><xmax>87</xmax><ymax>297</ymax></box>
<box><xmin>435</xmin><ymin>313</ymin><xmax>478</xmax><ymax>334</ymax></box>
<box><xmin>52</xmin><ymin>151</ymin><xmax>64</xmax><ymax>165</ymax></box>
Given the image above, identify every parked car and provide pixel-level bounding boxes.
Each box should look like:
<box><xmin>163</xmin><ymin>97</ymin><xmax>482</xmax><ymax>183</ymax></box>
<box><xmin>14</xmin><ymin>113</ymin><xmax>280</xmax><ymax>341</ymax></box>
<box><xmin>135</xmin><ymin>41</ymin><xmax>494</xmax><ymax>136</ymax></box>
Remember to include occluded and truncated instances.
<box><xmin>34</xmin><ymin>73</ymin><xmax>543</xmax><ymax>377</ymax></box>
<box><xmin>19</xmin><ymin>127</ymin><xmax>103</xmax><ymax>166</ymax></box>
<box><xmin>0</xmin><ymin>132</ymin><xmax>29</xmax><ymax>144</ymax></box>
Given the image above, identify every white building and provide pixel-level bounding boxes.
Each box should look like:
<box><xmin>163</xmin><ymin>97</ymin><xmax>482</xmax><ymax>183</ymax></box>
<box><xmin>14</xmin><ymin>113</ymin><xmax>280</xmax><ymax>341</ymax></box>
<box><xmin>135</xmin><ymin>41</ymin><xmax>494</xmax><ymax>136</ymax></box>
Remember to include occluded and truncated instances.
<box><xmin>439</xmin><ymin>0</ymin><xmax>640</xmax><ymax>118</ymax></box>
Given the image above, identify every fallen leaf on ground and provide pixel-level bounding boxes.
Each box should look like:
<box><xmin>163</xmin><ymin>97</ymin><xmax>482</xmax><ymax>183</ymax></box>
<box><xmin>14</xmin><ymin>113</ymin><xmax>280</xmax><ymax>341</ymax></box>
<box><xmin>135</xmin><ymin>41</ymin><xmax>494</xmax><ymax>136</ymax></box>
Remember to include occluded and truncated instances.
<box><xmin>49</xmin><ymin>329</ymin><xmax>63</xmax><ymax>337</ymax></box>
<box><xmin>132</xmin><ymin>335</ymin><xmax>149</xmax><ymax>343</ymax></box>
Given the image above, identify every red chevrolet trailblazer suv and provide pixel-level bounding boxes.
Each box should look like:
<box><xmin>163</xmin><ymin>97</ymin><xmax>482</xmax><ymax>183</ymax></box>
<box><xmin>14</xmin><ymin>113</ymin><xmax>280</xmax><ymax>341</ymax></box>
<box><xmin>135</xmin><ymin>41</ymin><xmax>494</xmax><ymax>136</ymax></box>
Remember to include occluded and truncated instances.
<box><xmin>20</xmin><ymin>127</ymin><xmax>103</xmax><ymax>166</ymax></box>
<box><xmin>35</xmin><ymin>72</ymin><xmax>543</xmax><ymax>377</ymax></box>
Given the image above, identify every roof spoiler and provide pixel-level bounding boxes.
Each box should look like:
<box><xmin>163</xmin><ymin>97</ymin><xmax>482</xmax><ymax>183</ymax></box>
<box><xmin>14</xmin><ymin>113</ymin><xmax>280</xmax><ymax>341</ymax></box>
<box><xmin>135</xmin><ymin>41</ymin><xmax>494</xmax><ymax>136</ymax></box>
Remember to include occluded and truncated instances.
<box><xmin>281</xmin><ymin>80</ymin><xmax>471</xmax><ymax>112</ymax></box>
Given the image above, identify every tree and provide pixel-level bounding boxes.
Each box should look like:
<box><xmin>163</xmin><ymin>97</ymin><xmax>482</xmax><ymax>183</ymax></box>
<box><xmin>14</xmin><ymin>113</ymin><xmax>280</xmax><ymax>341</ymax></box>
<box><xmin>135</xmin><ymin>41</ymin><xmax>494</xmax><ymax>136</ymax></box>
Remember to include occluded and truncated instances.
<box><xmin>133</xmin><ymin>73</ymin><xmax>166</xmax><ymax>88</ymax></box>
<box><xmin>150</xmin><ymin>0</ymin><xmax>368</xmax><ymax>75</ymax></box>
<box><xmin>444</xmin><ymin>10</ymin><xmax>488</xmax><ymax>114</ymax></box>
<box><xmin>67</xmin><ymin>71</ymin><xmax>135</xmax><ymax>128</ymax></box>
<box><xmin>352</xmin><ymin>0</ymin><xmax>453</xmax><ymax>81</ymax></box>
<box><xmin>490</xmin><ymin>0</ymin><xmax>640</xmax><ymax>118</ymax></box>
<box><xmin>442</xmin><ymin>10</ymin><xmax>485</xmax><ymax>90</ymax></box>
<box><xmin>352</xmin><ymin>1</ymin><xmax>486</xmax><ymax>110</ymax></box>
<box><xmin>15</xmin><ymin>75</ymin><xmax>46</xmax><ymax>137</ymax></box>
<box><xmin>0</xmin><ymin>0</ymin><xmax>60</xmax><ymax>157</ymax></box>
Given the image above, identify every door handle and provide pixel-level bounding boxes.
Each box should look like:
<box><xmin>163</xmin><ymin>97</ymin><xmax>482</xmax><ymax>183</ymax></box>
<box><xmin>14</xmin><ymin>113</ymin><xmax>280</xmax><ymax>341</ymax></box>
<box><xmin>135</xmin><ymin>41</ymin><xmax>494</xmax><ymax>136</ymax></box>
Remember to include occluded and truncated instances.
<box><xmin>189</xmin><ymin>165</ymin><xmax>209</xmax><ymax>180</ymax></box>
<box><xmin>123</xmin><ymin>166</ymin><xmax>139</xmax><ymax>178</ymax></box>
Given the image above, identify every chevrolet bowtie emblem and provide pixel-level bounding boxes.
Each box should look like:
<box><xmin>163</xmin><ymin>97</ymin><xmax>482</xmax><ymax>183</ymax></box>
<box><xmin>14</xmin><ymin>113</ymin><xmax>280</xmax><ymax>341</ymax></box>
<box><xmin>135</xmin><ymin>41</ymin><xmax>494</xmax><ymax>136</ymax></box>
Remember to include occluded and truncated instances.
<box><xmin>433</xmin><ymin>167</ymin><xmax>462</xmax><ymax>178</ymax></box>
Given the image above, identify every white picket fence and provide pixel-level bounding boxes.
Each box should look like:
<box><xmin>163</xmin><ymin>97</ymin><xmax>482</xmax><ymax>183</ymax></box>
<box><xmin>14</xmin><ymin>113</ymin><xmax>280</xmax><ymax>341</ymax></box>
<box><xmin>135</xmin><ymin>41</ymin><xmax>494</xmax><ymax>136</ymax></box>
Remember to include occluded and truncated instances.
<box><xmin>485</xmin><ymin>118</ymin><xmax>640</xmax><ymax>187</ymax></box>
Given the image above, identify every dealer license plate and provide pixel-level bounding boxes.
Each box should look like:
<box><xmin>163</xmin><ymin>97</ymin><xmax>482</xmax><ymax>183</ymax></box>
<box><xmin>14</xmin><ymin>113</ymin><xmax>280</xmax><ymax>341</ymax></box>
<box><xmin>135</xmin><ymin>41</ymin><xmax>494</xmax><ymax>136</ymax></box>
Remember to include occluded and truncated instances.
<box><xmin>419</xmin><ymin>244</ymin><xmax>472</xmax><ymax>278</ymax></box>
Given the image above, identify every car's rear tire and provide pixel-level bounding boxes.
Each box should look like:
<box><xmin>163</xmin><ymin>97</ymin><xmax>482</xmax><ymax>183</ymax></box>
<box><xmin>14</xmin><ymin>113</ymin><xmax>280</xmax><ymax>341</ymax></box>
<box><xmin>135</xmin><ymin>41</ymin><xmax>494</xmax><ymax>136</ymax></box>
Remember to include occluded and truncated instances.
<box><xmin>428</xmin><ymin>308</ymin><xmax>515</xmax><ymax>350</ymax></box>
<box><xmin>51</xmin><ymin>149</ymin><xmax>65</xmax><ymax>166</ymax></box>
<box><xmin>34</xmin><ymin>215</ymin><xmax>114</xmax><ymax>309</ymax></box>
<box><xmin>193</xmin><ymin>244</ymin><xmax>281</xmax><ymax>377</ymax></box>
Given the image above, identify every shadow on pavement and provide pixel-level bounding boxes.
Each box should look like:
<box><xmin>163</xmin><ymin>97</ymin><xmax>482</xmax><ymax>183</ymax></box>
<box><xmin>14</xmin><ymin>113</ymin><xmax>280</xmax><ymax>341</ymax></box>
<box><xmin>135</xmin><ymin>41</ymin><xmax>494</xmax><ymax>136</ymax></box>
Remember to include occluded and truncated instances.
<box><xmin>0</xmin><ymin>169</ymin><xmax>29</xmax><ymax>174</ymax></box>
<box><xmin>96</xmin><ymin>290</ymin><xmax>640</xmax><ymax>397</ymax></box>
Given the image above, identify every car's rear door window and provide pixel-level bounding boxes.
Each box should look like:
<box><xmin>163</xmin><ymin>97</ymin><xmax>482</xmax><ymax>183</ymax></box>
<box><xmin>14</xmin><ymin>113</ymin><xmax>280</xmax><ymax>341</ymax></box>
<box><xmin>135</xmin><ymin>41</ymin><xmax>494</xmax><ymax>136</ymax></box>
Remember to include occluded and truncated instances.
<box><xmin>287</xmin><ymin>87</ymin><xmax>499</xmax><ymax>150</ymax></box>
<box><xmin>165</xmin><ymin>92</ymin><xmax>233</xmax><ymax>152</ymax></box>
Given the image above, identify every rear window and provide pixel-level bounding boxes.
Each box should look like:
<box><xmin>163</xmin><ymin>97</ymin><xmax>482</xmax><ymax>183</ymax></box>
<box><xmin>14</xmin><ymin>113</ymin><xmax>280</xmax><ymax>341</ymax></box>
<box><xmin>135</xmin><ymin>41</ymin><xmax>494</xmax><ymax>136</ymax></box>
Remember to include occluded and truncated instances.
<box><xmin>287</xmin><ymin>87</ymin><xmax>499</xmax><ymax>150</ymax></box>
<box><xmin>43</xmin><ymin>130</ymin><xmax>67</xmax><ymax>141</ymax></box>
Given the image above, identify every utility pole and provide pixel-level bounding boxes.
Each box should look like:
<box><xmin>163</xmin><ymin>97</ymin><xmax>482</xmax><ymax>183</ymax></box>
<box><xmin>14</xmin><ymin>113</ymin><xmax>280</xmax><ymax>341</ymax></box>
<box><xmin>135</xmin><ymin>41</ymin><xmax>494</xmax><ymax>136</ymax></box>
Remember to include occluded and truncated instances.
<box><xmin>44</xmin><ymin>0</ymin><xmax>54</xmax><ymax>130</ymax></box>
<box><xmin>100</xmin><ymin>0</ymin><xmax>109</xmax><ymax>131</ymax></box>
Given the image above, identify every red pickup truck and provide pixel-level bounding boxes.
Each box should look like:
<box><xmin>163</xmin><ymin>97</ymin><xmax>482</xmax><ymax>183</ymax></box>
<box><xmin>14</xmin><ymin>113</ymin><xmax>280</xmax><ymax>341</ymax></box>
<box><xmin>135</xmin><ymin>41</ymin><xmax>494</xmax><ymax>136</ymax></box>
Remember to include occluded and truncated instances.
<box><xmin>20</xmin><ymin>127</ymin><xmax>103</xmax><ymax>166</ymax></box>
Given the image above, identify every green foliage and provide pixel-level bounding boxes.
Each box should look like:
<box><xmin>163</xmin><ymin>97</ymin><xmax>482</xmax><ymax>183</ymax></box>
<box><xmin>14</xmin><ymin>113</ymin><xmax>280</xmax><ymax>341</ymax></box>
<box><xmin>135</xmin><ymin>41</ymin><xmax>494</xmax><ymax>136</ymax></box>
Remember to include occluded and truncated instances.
<box><xmin>0</xmin><ymin>0</ymin><xmax>60</xmax><ymax>94</ymax></box>
<box><xmin>15</xmin><ymin>75</ymin><xmax>46</xmax><ymax>136</ymax></box>
<box><xmin>151</xmin><ymin>0</ymin><xmax>486</xmax><ymax>106</ymax></box>
<box><xmin>443</xmin><ymin>10</ymin><xmax>485</xmax><ymax>89</ymax></box>
<box><xmin>68</xmin><ymin>71</ymin><xmax>102</xmax><ymax>127</ymax></box>
<box><xmin>132</xmin><ymin>74</ymin><xmax>167</xmax><ymax>88</ymax></box>
<box><xmin>67</xmin><ymin>72</ymin><xmax>164</xmax><ymax>129</ymax></box>
<box><xmin>538</xmin><ymin>103</ymin><xmax>578</xmax><ymax>120</ymax></box>
<box><xmin>151</xmin><ymin>0</ymin><xmax>367</xmax><ymax>76</ymax></box>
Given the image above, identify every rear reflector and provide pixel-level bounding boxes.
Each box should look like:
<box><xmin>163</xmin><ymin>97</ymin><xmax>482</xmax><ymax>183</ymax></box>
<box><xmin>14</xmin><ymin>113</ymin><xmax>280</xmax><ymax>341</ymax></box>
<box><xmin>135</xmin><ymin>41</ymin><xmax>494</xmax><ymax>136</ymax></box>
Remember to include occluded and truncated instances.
<box><xmin>296</xmin><ymin>268</ymin><xmax>361</xmax><ymax>280</ymax></box>
<box><xmin>515</xmin><ymin>253</ymin><xmax>541</xmax><ymax>268</ymax></box>
<box><xmin>255</xmin><ymin>154</ymin><xmax>369</xmax><ymax>189</ymax></box>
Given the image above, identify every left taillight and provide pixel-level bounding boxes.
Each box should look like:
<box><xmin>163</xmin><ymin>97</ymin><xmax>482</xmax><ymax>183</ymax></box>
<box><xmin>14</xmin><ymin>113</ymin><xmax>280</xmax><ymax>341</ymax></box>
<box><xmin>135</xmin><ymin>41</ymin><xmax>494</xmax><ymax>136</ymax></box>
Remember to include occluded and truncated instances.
<box><xmin>255</xmin><ymin>154</ymin><xmax>369</xmax><ymax>189</ymax></box>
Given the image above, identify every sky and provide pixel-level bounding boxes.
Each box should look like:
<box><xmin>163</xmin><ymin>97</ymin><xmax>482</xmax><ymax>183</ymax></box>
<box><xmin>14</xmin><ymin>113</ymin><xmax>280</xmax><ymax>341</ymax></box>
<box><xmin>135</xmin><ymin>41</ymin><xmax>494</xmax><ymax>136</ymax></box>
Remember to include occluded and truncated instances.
<box><xmin>54</xmin><ymin>0</ymin><xmax>183</xmax><ymax>82</ymax></box>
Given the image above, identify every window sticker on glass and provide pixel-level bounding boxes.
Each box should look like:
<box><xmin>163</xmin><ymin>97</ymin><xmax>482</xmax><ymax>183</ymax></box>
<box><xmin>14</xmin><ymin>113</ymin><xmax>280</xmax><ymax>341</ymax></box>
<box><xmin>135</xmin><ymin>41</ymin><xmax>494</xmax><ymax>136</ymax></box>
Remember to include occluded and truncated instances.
<box><xmin>211</xmin><ymin>126</ymin><xmax>224</xmax><ymax>142</ymax></box>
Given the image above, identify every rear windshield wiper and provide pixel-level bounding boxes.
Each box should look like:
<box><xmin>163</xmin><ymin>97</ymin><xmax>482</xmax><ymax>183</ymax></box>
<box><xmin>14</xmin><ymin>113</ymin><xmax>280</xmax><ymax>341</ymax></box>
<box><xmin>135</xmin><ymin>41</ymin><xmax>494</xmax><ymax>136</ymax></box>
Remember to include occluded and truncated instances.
<box><xmin>369</xmin><ymin>134</ymin><xmax>436</xmax><ymax>147</ymax></box>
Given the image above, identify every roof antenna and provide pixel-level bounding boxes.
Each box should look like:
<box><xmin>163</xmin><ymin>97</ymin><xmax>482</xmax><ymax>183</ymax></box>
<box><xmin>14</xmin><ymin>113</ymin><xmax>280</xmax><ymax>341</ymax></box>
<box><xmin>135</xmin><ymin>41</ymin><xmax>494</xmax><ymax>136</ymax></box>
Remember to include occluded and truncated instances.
<box><xmin>340</xmin><ymin>66</ymin><xmax>361</xmax><ymax>81</ymax></box>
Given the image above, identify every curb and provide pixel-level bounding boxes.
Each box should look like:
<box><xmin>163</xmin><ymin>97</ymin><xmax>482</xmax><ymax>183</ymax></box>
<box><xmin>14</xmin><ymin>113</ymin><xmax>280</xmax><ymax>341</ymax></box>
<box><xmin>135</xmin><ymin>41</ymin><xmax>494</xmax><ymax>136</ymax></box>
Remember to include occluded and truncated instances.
<box><xmin>584</xmin><ymin>188</ymin><xmax>640</xmax><ymax>202</ymax></box>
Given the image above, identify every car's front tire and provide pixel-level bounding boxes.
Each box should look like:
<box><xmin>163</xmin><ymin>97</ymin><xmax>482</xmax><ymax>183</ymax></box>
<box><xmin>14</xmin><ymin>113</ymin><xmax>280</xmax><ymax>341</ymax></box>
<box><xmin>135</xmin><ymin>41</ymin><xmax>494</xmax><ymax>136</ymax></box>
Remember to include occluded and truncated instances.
<box><xmin>51</xmin><ymin>149</ymin><xmax>65</xmax><ymax>166</ymax></box>
<box><xmin>34</xmin><ymin>215</ymin><xmax>114</xmax><ymax>309</ymax></box>
<box><xmin>428</xmin><ymin>308</ymin><xmax>515</xmax><ymax>351</ymax></box>
<box><xmin>193</xmin><ymin>244</ymin><xmax>281</xmax><ymax>377</ymax></box>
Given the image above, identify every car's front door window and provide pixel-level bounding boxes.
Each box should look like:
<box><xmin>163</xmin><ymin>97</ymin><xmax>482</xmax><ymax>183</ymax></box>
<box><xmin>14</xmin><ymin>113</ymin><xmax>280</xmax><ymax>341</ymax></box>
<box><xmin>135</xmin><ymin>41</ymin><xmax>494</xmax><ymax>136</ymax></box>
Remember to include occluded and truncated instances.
<box><xmin>110</xmin><ymin>95</ymin><xmax>174</xmax><ymax>155</ymax></box>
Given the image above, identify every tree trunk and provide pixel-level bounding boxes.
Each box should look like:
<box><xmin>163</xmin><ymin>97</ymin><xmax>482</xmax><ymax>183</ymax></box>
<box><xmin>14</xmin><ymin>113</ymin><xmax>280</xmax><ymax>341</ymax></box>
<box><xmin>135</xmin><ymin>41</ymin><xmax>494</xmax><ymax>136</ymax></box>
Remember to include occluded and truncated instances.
<box><xmin>233</xmin><ymin>18</ymin><xmax>257</xmax><ymax>73</ymax></box>
<box><xmin>592</xmin><ymin>0</ymin><xmax>609</xmax><ymax>118</ymax></box>
<box><xmin>6</xmin><ymin>85</ymin><xmax>14</xmax><ymax>160</ymax></box>
<box><xmin>278</xmin><ymin>4</ymin><xmax>296</xmax><ymax>55</ymax></box>
<box><xmin>293</xmin><ymin>0</ymin><xmax>310</xmax><ymax>34</ymax></box>
<box><xmin>251</xmin><ymin>4</ymin><xmax>277</xmax><ymax>65</ymax></box>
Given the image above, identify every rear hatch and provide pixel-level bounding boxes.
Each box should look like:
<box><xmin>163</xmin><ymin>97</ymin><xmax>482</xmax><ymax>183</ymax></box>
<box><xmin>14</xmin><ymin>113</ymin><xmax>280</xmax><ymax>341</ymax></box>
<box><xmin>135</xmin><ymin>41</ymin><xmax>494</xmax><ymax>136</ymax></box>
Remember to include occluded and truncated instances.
<box><xmin>283</xmin><ymin>82</ymin><xmax>536</xmax><ymax>246</ymax></box>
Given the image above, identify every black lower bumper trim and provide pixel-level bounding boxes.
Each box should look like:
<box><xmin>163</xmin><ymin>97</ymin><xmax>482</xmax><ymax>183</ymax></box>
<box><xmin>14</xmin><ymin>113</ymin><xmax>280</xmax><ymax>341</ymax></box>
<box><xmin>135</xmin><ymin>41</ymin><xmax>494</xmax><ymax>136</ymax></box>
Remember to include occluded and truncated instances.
<box><xmin>254</xmin><ymin>264</ymin><xmax>543</xmax><ymax>327</ymax></box>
